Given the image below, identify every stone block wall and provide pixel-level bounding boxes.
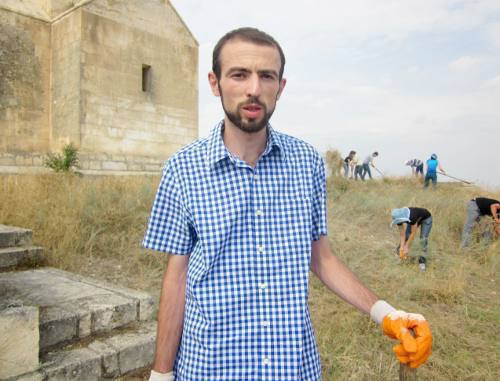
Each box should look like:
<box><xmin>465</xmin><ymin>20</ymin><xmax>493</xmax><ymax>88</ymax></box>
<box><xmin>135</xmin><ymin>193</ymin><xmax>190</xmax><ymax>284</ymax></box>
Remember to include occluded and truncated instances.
<box><xmin>78</xmin><ymin>0</ymin><xmax>198</xmax><ymax>172</ymax></box>
<box><xmin>0</xmin><ymin>0</ymin><xmax>198</xmax><ymax>175</ymax></box>
<box><xmin>51</xmin><ymin>8</ymin><xmax>82</xmax><ymax>150</ymax></box>
<box><xmin>0</xmin><ymin>9</ymin><xmax>51</xmax><ymax>168</ymax></box>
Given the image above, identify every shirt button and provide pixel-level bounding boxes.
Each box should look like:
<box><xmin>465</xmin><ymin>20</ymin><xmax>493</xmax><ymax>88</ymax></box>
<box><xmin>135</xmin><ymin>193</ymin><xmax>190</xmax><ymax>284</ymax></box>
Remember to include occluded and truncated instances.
<box><xmin>262</xmin><ymin>320</ymin><xmax>270</xmax><ymax>327</ymax></box>
<box><xmin>259</xmin><ymin>283</ymin><xmax>267</xmax><ymax>290</ymax></box>
<box><xmin>257</xmin><ymin>245</ymin><xmax>265</xmax><ymax>253</ymax></box>
<box><xmin>263</xmin><ymin>357</ymin><xmax>270</xmax><ymax>365</ymax></box>
<box><xmin>256</xmin><ymin>209</ymin><xmax>263</xmax><ymax>216</ymax></box>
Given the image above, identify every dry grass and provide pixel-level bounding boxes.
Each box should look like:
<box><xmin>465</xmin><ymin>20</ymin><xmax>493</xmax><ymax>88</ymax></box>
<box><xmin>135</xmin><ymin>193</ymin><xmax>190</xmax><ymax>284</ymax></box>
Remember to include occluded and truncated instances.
<box><xmin>1</xmin><ymin>173</ymin><xmax>499</xmax><ymax>380</ymax></box>
<box><xmin>0</xmin><ymin>174</ymin><xmax>166</xmax><ymax>299</ymax></box>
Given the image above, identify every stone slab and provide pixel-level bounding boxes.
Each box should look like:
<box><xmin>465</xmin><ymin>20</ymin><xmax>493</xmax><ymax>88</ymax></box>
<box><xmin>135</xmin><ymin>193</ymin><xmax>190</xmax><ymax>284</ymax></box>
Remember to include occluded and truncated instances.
<box><xmin>99</xmin><ymin>321</ymin><xmax>156</xmax><ymax>375</ymax></box>
<box><xmin>40</xmin><ymin>267</ymin><xmax>155</xmax><ymax>321</ymax></box>
<box><xmin>13</xmin><ymin>321</ymin><xmax>156</xmax><ymax>380</ymax></box>
<box><xmin>0</xmin><ymin>246</ymin><xmax>44</xmax><ymax>269</ymax></box>
<box><xmin>0</xmin><ymin>268</ymin><xmax>153</xmax><ymax>352</ymax></box>
<box><xmin>0</xmin><ymin>305</ymin><xmax>39</xmax><ymax>379</ymax></box>
<box><xmin>41</xmin><ymin>347</ymin><xmax>102</xmax><ymax>381</ymax></box>
<box><xmin>0</xmin><ymin>225</ymin><xmax>32</xmax><ymax>248</ymax></box>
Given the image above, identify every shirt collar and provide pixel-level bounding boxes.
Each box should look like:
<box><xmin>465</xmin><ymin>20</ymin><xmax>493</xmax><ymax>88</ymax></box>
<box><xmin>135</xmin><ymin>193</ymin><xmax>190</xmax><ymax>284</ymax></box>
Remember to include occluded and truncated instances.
<box><xmin>207</xmin><ymin>120</ymin><xmax>286</xmax><ymax>168</ymax></box>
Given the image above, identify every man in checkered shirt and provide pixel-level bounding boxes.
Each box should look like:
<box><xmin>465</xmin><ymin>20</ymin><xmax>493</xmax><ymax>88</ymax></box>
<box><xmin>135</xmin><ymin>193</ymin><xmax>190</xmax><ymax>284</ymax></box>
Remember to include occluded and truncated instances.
<box><xmin>143</xmin><ymin>27</ymin><xmax>432</xmax><ymax>381</ymax></box>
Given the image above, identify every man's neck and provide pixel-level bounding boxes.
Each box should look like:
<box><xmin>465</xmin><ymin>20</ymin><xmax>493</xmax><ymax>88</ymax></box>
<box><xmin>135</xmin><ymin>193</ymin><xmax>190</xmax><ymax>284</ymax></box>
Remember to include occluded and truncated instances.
<box><xmin>222</xmin><ymin>119</ymin><xmax>268</xmax><ymax>168</ymax></box>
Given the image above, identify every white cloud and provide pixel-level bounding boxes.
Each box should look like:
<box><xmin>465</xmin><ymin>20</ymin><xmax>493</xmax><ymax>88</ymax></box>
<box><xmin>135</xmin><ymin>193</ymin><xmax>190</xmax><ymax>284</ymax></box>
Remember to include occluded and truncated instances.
<box><xmin>486</xmin><ymin>22</ymin><xmax>500</xmax><ymax>47</ymax></box>
<box><xmin>173</xmin><ymin>0</ymin><xmax>500</xmax><ymax>44</ymax></box>
<box><xmin>448</xmin><ymin>56</ymin><xmax>484</xmax><ymax>72</ymax></box>
<box><xmin>481</xmin><ymin>74</ymin><xmax>500</xmax><ymax>88</ymax></box>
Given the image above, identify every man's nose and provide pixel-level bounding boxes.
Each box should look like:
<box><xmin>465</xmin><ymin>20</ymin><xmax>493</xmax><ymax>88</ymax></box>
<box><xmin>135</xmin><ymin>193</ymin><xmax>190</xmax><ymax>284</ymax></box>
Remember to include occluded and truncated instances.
<box><xmin>246</xmin><ymin>74</ymin><xmax>262</xmax><ymax>97</ymax></box>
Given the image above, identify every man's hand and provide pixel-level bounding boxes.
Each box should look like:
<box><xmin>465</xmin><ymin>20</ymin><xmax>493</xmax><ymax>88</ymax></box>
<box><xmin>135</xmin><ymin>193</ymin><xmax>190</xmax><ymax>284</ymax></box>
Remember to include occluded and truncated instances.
<box><xmin>399</xmin><ymin>247</ymin><xmax>407</xmax><ymax>259</ymax></box>
<box><xmin>399</xmin><ymin>245</ymin><xmax>409</xmax><ymax>259</ymax></box>
<box><xmin>382</xmin><ymin>310</ymin><xmax>432</xmax><ymax>368</ymax></box>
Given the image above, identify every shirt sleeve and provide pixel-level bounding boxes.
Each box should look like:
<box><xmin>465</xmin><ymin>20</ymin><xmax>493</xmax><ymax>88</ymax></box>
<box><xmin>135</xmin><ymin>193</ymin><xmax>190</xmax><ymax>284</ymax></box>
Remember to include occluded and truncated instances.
<box><xmin>311</xmin><ymin>154</ymin><xmax>328</xmax><ymax>241</ymax></box>
<box><xmin>142</xmin><ymin>160</ymin><xmax>195</xmax><ymax>255</ymax></box>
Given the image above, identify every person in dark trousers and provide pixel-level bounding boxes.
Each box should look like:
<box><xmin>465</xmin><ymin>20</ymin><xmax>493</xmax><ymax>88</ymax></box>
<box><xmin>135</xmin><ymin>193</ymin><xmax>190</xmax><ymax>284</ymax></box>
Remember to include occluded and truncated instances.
<box><xmin>405</xmin><ymin>159</ymin><xmax>424</xmax><ymax>178</ymax></box>
<box><xmin>461</xmin><ymin>197</ymin><xmax>500</xmax><ymax>248</ymax></box>
<box><xmin>424</xmin><ymin>154</ymin><xmax>445</xmax><ymax>189</ymax></box>
<box><xmin>361</xmin><ymin>151</ymin><xmax>379</xmax><ymax>180</ymax></box>
<box><xmin>391</xmin><ymin>207</ymin><xmax>433</xmax><ymax>271</ymax></box>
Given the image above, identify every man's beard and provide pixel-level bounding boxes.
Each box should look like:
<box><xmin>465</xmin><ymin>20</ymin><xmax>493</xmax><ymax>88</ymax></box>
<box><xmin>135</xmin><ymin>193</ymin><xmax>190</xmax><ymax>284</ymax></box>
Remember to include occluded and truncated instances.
<box><xmin>221</xmin><ymin>95</ymin><xmax>276</xmax><ymax>134</ymax></box>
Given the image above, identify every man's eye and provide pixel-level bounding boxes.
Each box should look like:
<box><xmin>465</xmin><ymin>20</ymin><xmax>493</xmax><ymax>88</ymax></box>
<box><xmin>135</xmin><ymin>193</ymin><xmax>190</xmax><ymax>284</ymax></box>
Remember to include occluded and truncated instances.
<box><xmin>261</xmin><ymin>74</ymin><xmax>275</xmax><ymax>80</ymax></box>
<box><xmin>232</xmin><ymin>73</ymin><xmax>245</xmax><ymax>79</ymax></box>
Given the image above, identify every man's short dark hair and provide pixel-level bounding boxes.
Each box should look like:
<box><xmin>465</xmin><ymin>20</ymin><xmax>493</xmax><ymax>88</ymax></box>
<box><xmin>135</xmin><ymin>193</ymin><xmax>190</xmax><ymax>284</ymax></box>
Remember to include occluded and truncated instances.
<box><xmin>212</xmin><ymin>27</ymin><xmax>286</xmax><ymax>81</ymax></box>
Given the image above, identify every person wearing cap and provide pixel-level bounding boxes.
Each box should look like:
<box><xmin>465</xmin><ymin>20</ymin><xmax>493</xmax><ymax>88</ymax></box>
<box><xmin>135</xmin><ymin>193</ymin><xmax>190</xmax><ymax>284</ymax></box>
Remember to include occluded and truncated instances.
<box><xmin>391</xmin><ymin>207</ymin><xmax>432</xmax><ymax>271</ymax></box>
<box><xmin>424</xmin><ymin>154</ymin><xmax>445</xmax><ymax>189</ymax></box>
<box><xmin>405</xmin><ymin>159</ymin><xmax>424</xmax><ymax>178</ymax></box>
<box><xmin>461</xmin><ymin>197</ymin><xmax>500</xmax><ymax>248</ymax></box>
<box><xmin>361</xmin><ymin>151</ymin><xmax>379</xmax><ymax>180</ymax></box>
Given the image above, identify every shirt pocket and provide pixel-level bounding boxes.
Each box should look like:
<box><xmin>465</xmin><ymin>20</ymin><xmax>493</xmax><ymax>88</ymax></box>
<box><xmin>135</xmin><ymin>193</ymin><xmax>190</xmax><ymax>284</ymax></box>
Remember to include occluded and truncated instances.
<box><xmin>268</xmin><ymin>195</ymin><xmax>313</xmax><ymax>272</ymax></box>
<box><xmin>189</xmin><ymin>193</ymin><xmax>247</xmax><ymax>280</ymax></box>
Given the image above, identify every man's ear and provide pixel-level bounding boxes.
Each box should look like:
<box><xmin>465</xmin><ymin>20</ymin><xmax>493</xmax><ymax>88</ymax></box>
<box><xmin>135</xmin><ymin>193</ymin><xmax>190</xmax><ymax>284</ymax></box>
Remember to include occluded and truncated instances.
<box><xmin>208</xmin><ymin>72</ymin><xmax>220</xmax><ymax>97</ymax></box>
<box><xmin>276</xmin><ymin>78</ymin><xmax>287</xmax><ymax>100</ymax></box>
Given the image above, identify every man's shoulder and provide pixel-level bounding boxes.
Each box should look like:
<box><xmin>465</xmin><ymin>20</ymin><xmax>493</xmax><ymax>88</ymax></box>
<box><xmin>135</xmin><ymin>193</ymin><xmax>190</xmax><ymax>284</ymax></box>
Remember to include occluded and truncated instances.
<box><xmin>274</xmin><ymin>130</ymin><xmax>322</xmax><ymax>161</ymax></box>
<box><xmin>165</xmin><ymin>137</ymin><xmax>209</xmax><ymax>170</ymax></box>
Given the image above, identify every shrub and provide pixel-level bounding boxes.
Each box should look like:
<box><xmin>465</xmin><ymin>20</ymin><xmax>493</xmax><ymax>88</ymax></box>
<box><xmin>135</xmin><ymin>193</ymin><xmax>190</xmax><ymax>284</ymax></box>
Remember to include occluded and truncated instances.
<box><xmin>43</xmin><ymin>143</ymin><xmax>79</xmax><ymax>172</ymax></box>
<box><xmin>325</xmin><ymin>149</ymin><xmax>343</xmax><ymax>178</ymax></box>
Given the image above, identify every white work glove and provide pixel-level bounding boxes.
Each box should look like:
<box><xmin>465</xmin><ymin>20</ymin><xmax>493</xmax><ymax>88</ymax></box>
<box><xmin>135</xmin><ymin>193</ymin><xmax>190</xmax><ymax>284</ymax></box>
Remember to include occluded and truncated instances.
<box><xmin>149</xmin><ymin>370</ymin><xmax>174</xmax><ymax>381</ymax></box>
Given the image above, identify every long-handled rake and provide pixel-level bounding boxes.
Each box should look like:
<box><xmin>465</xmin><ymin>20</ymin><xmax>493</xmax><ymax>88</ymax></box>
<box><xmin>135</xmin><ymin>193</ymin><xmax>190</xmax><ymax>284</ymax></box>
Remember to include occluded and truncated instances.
<box><xmin>373</xmin><ymin>166</ymin><xmax>385</xmax><ymax>178</ymax></box>
<box><xmin>437</xmin><ymin>171</ymin><xmax>474</xmax><ymax>185</ymax></box>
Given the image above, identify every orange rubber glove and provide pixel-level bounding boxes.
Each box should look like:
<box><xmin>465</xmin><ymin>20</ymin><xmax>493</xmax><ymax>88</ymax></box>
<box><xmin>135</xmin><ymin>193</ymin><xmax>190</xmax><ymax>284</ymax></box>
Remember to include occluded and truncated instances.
<box><xmin>399</xmin><ymin>248</ymin><xmax>407</xmax><ymax>259</ymax></box>
<box><xmin>382</xmin><ymin>310</ymin><xmax>432</xmax><ymax>368</ymax></box>
<box><xmin>370</xmin><ymin>301</ymin><xmax>432</xmax><ymax>369</ymax></box>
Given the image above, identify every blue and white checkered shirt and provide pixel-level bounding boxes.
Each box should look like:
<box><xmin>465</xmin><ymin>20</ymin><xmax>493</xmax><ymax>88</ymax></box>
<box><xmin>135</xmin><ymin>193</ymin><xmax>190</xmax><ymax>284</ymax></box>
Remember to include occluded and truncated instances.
<box><xmin>143</xmin><ymin>121</ymin><xmax>328</xmax><ymax>380</ymax></box>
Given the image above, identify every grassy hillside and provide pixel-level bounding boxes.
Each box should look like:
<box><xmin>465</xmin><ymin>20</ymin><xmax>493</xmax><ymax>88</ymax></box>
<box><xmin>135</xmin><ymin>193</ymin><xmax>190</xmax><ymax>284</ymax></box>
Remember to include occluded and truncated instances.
<box><xmin>1</xmin><ymin>173</ymin><xmax>498</xmax><ymax>380</ymax></box>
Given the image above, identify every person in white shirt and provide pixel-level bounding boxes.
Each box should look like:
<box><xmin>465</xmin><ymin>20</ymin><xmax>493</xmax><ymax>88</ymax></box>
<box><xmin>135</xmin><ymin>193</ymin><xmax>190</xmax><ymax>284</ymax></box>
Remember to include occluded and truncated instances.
<box><xmin>361</xmin><ymin>151</ymin><xmax>378</xmax><ymax>180</ymax></box>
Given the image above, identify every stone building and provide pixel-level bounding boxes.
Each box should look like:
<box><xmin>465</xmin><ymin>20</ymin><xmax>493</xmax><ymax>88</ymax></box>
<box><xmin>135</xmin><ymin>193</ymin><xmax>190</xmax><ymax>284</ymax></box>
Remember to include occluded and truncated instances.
<box><xmin>0</xmin><ymin>0</ymin><xmax>198</xmax><ymax>174</ymax></box>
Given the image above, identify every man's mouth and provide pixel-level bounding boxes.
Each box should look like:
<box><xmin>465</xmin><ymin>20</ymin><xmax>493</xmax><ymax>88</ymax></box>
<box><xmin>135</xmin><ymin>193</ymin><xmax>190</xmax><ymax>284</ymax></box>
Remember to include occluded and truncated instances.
<box><xmin>241</xmin><ymin>104</ymin><xmax>263</xmax><ymax>119</ymax></box>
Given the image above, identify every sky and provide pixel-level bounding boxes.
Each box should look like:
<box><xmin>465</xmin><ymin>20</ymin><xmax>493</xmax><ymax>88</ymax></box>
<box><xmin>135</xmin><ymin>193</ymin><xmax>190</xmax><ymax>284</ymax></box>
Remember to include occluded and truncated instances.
<box><xmin>171</xmin><ymin>0</ymin><xmax>500</xmax><ymax>189</ymax></box>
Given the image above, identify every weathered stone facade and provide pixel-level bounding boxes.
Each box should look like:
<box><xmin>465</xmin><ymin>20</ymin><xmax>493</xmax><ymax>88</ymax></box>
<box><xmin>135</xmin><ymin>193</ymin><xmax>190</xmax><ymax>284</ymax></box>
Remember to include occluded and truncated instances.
<box><xmin>0</xmin><ymin>0</ymin><xmax>198</xmax><ymax>174</ymax></box>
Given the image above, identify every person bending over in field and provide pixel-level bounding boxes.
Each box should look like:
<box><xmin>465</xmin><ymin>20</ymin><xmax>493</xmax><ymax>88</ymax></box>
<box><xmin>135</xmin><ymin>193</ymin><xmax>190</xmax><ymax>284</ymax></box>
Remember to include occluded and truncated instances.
<box><xmin>461</xmin><ymin>197</ymin><xmax>500</xmax><ymax>248</ymax></box>
<box><xmin>391</xmin><ymin>207</ymin><xmax>432</xmax><ymax>271</ymax></box>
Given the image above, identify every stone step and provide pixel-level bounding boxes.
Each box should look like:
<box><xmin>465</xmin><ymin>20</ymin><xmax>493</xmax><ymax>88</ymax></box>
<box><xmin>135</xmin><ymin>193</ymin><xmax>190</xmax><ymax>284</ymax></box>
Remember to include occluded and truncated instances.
<box><xmin>11</xmin><ymin>321</ymin><xmax>156</xmax><ymax>380</ymax></box>
<box><xmin>0</xmin><ymin>225</ymin><xmax>33</xmax><ymax>248</ymax></box>
<box><xmin>0</xmin><ymin>304</ymin><xmax>39</xmax><ymax>379</ymax></box>
<box><xmin>0</xmin><ymin>246</ymin><xmax>44</xmax><ymax>270</ymax></box>
<box><xmin>0</xmin><ymin>267</ymin><xmax>154</xmax><ymax>353</ymax></box>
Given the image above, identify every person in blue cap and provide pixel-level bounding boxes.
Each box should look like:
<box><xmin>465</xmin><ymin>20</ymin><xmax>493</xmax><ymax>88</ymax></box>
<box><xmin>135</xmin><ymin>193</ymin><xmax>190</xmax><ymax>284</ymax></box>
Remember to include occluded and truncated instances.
<box><xmin>424</xmin><ymin>154</ymin><xmax>445</xmax><ymax>189</ymax></box>
<box><xmin>391</xmin><ymin>207</ymin><xmax>433</xmax><ymax>271</ymax></box>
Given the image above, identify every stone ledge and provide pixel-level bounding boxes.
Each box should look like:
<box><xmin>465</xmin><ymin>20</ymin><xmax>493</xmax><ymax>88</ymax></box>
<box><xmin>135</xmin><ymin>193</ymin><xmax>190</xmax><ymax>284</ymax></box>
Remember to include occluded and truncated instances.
<box><xmin>39</xmin><ymin>267</ymin><xmax>155</xmax><ymax>321</ymax></box>
<box><xmin>0</xmin><ymin>305</ymin><xmax>39</xmax><ymax>379</ymax></box>
<box><xmin>0</xmin><ymin>246</ymin><xmax>44</xmax><ymax>270</ymax></box>
<box><xmin>0</xmin><ymin>225</ymin><xmax>33</xmax><ymax>248</ymax></box>
<box><xmin>0</xmin><ymin>268</ymin><xmax>155</xmax><ymax>353</ymax></box>
<box><xmin>10</xmin><ymin>321</ymin><xmax>156</xmax><ymax>380</ymax></box>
